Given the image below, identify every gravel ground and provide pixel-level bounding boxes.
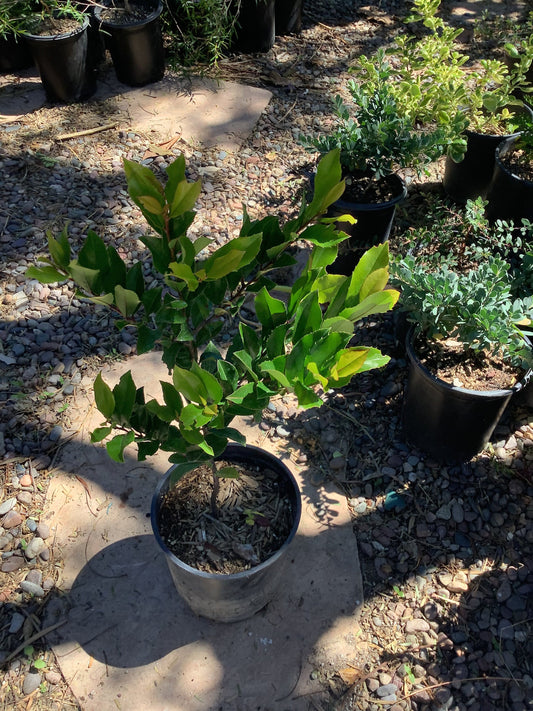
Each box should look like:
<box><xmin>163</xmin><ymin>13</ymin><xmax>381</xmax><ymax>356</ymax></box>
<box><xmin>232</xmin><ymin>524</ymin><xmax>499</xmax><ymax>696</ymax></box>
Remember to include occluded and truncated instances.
<box><xmin>1</xmin><ymin>0</ymin><xmax>532</xmax><ymax>709</ymax></box>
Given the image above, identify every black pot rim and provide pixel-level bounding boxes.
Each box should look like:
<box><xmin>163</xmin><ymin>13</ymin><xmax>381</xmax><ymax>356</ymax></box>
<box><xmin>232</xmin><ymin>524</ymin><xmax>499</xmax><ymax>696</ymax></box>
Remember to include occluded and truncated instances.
<box><xmin>94</xmin><ymin>0</ymin><xmax>163</xmax><ymax>28</ymax></box>
<box><xmin>150</xmin><ymin>442</ymin><xmax>302</xmax><ymax>581</ymax></box>
<box><xmin>22</xmin><ymin>13</ymin><xmax>89</xmax><ymax>41</ymax></box>
<box><xmin>465</xmin><ymin>102</ymin><xmax>533</xmax><ymax>141</ymax></box>
<box><xmin>494</xmin><ymin>135</ymin><xmax>533</xmax><ymax>187</ymax></box>
<box><xmin>405</xmin><ymin>326</ymin><xmax>531</xmax><ymax>398</ymax></box>
<box><xmin>311</xmin><ymin>170</ymin><xmax>407</xmax><ymax>212</ymax></box>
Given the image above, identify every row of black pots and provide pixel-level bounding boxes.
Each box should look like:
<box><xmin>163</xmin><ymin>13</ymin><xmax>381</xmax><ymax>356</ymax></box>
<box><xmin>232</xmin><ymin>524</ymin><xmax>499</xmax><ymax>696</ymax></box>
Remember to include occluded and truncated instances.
<box><xmin>233</xmin><ymin>0</ymin><xmax>303</xmax><ymax>53</ymax></box>
<box><xmin>443</xmin><ymin>109</ymin><xmax>533</xmax><ymax>223</ymax></box>
<box><xmin>2</xmin><ymin>2</ymin><xmax>165</xmax><ymax>103</ymax></box>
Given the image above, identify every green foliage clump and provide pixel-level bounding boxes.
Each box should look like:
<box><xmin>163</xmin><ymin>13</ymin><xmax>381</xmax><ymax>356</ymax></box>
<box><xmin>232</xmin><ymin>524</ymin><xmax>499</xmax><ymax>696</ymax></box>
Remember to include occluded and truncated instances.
<box><xmin>27</xmin><ymin>150</ymin><xmax>399</xmax><ymax>479</ymax></box>
<box><xmin>351</xmin><ymin>0</ymin><xmax>533</xmax><ymax>162</ymax></box>
<box><xmin>299</xmin><ymin>50</ymin><xmax>449</xmax><ymax>180</ymax></box>
<box><xmin>162</xmin><ymin>0</ymin><xmax>236</xmax><ymax>67</ymax></box>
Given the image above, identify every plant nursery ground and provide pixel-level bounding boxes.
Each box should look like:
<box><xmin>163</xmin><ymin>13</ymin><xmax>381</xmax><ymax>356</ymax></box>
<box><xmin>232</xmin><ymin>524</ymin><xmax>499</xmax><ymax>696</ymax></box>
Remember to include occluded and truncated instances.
<box><xmin>1</xmin><ymin>0</ymin><xmax>532</xmax><ymax>710</ymax></box>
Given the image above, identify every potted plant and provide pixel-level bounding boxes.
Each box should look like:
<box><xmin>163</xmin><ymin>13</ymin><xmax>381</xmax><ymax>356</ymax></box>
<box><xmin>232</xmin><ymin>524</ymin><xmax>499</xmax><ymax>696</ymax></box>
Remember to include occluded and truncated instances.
<box><xmin>20</xmin><ymin>0</ymin><xmax>97</xmax><ymax>102</ymax></box>
<box><xmin>485</xmin><ymin>118</ymin><xmax>533</xmax><ymax>223</ymax></box>
<box><xmin>27</xmin><ymin>149</ymin><xmax>400</xmax><ymax>620</ymax></box>
<box><xmin>231</xmin><ymin>0</ymin><xmax>276</xmax><ymax>53</ymax></box>
<box><xmin>351</xmin><ymin>0</ymin><xmax>533</xmax><ymax>203</ymax></box>
<box><xmin>0</xmin><ymin>0</ymin><xmax>34</xmax><ymax>71</ymax></box>
<box><xmin>391</xmin><ymin>253</ymin><xmax>533</xmax><ymax>463</ymax></box>
<box><xmin>93</xmin><ymin>0</ymin><xmax>165</xmax><ymax>86</ymax></box>
<box><xmin>299</xmin><ymin>50</ymin><xmax>448</xmax><ymax>275</ymax></box>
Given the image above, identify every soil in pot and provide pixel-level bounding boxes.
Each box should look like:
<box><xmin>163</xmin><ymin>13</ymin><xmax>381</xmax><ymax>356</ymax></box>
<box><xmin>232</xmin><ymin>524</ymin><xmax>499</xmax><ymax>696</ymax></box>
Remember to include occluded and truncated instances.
<box><xmin>98</xmin><ymin>0</ymin><xmax>158</xmax><ymax>24</ymax></box>
<box><xmin>413</xmin><ymin>335</ymin><xmax>524</xmax><ymax>391</ymax></box>
<box><xmin>485</xmin><ymin>135</ymin><xmax>533</xmax><ymax>223</ymax></box>
<box><xmin>158</xmin><ymin>458</ymin><xmax>295</xmax><ymax>574</ymax></box>
<box><xmin>326</xmin><ymin>172</ymin><xmax>406</xmax><ymax>275</ymax></box>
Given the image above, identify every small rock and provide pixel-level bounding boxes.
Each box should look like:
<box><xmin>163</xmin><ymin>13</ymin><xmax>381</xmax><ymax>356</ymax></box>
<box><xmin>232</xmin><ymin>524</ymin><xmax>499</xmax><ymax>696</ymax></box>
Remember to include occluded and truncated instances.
<box><xmin>19</xmin><ymin>473</ymin><xmax>32</xmax><ymax>487</ymax></box>
<box><xmin>25</xmin><ymin>569</ymin><xmax>43</xmax><ymax>586</ymax></box>
<box><xmin>48</xmin><ymin>425</ymin><xmax>63</xmax><ymax>442</ymax></box>
<box><xmin>22</xmin><ymin>672</ymin><xmax>41</xmax><ymax>695</ymax></box>
<box><xmin>405</xmin><ymin>618</ymin><xmax>430</xmax><ymax>633</ymax></box>
<box><xmin>275</xmin><ymin>425</ymin><xmax>290</xmax><ymax>438</ymax></box>
<box><xmin>45</xmin><ymin>670</ymin><xmax>62</xmax><ymax>685</ymax></box>
<box><xmin>36</xmin><ymin>522</ymin><xmax>50</xmax><ymax>540</ymax></box>
<box><xmin>377</xmin><ymin>683</ymin><xmax>397</xmax><ymax>698</ymax></box>
<box><xmin>329</xmin><ymin>455</ymin><xmax>346</xmax><ymax>471</ymax></box>
<box><xmin>0</xmin><ymin>497</ymin><xmax>17</xmax><ymax>516</ymax></box>
<box><xmin>2</xmin><ymin>510</ymin><xmax>23</xmax><ymax>529</ymax></box>
<box><xmin>438</xmin><ymin>571</ymin><xmax>469</xmax><ymax>593</ymax></box>
<box><xmin>1</xmin><ymin>556</ymin><xmax>24</xmax><ymax>573</ymax></box>
<box><xmin>17</xmin><ymin>492</ymin><xmax>33</xmax><ymax>506</ymax></box>
<box><xmin>8</xmin><ymin>612</ymin><xmax>25</xmax><ymax>634</ymax></box>
<box><xmin>24</xmin><ymin>537</ymin><xmax>45</xmax><ymax>560</ymax></box>
<box><xmin>496</xmin><ymin>580</ymin><xmax>512</xmax><ymax>603</ymax></box>
<box><xmin>20</xmin><ymin>580</ymin><xmax>45</xmax><ymax>597</ymax></box>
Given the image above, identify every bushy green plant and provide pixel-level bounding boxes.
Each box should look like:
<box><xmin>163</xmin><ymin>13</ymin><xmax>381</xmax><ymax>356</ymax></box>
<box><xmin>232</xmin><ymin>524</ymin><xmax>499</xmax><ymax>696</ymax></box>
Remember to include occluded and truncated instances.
<box><xmin>391</xmin><ymin>254</ymin><xmax>533</xmax><ymax>368</ymax></box>
<box><xmin>351</xmin><ymin>0</ymin><xmax>533</xmax><ymax>163</ymax></box>
<box><xmin>299</xmin><ymin>50</ymin><xmax>449</xmax><ymax>180</ymax></box>
<box><xmin>27</xmin><ymin>150</ymin><xmax>399</xmax><ymax>490</ymax></box>
<box><xmin>163</xmin><ymin>0</ymin><xmax>236</xmax><ymax>67</ymax></box>
<box><xmin>0</xmin><ymin>0</ymin><xmax>35</xmax><ymax>36</ymax></box>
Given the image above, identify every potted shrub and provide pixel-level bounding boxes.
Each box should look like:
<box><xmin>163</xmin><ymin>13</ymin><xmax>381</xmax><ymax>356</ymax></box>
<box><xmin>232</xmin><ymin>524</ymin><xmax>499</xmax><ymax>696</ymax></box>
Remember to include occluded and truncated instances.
<box><xmin>21</xmin><ymin>0</ymin><xmax>96</xmax><ymax>102</ymax></box>
<box><xmin>391</xmin><ymin>254</ymin><xmax>533</xmax><ymax>463</ymax></box>
<box><xmin>485</xmin><ymin>119</ymin><xmax>533</xmax><ymax>223</ymax></box>
<box><xmin>299</xmin><ymin>50</ymin><xmax>448</xmax><ymax>275</ymax></box>
<box><xmin>351</xmin><ymin>0</ymin><xmax>533</xmax><ymax>203</ymax></box>
<box><xmin>93</xmin><ymin>0</ymin><xmax>165</xmax><ymax>86</ymax></box>
<box><xmin>0</xmin><ymin>0</ymin><xmax>33</xmax><ymax>71</ymax></box>
<box><xmin>27</xmin><ymin>149</ymin><xmax>400</xmax><ymax>620</ymax></box>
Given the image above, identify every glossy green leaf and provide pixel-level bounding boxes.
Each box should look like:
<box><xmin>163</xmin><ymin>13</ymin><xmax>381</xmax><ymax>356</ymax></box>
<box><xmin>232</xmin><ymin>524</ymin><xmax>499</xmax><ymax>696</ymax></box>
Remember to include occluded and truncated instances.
<box><xmin>191</xmin><ymin>363</ymin><xmax>224</xmax><ymax>403</ymax></box>
<box><xmin>254</xmin><ymin>288</ymin><xmax>287</xmax><ymax>332</ymax></box>
<box><xmin>160</xmin><ymin>380</ymin><xmax>183</xmax><ymax>417</ymax></box>
<box><xmin>113</xmin><ymin>371</ymin><xmax>136</xmax><ymax>423</ymax></box>
<box><xmin>173</xmin><ymin>366</ymin><xmax>207</xmax><ymax>404</ymax></box>
<box><xmin>47</xmin><ymin>228</ymin><xmax>70</xmax><ymax>269</ymax></box>
<box><xmin>137</xmin><ymin>194</ymin><xmax>165</xmax><ymax>215</ymax></box>
<box><xmin>114</xmin><ymin>285</ymin><xmax>140</xmax><ymax>317</ymax></box>
<box><xmin>106</xmin><ymin>432</ymin><xmax>135</xmax><ymax>462</ymax></box>
<box><xmin>94</xmin><ymin>373</ymin><xmax>115</xmax><ymax>419</ymax></box>
<box><xmin>25</xmin><ymin>265</ymin><xmax>65</xmax><ymax>284</ymax></box>
<box><xmin>168</xmin><ymin>262</ymin><xmax>199</xmax><ymax>291</ymax></box>
<box><xmin>90</xmin><ymin>426</ymin><xmax>112</xmax><ymax>443</ymax></box>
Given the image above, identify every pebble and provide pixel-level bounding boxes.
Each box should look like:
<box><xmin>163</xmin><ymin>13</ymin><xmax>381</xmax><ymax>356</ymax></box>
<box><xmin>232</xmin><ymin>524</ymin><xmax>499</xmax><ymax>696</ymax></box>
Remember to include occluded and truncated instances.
<box><xmin>0</xmin><ymin>497</ymin><xmax>17</xmax><ymax>515</ymax></box>
<box><xmin>20</xmin><ymin>581</ymin><xmax>45</xmax><ymax>597</ymax></box>
<box><xmin>2</xmin><ymin>510</ymin><xmax>23</xmax><ymax>529</ymax></box>
<box><xmin>1</xmin><ymin>555</ymin><xmax>24</xmax><ymax>572</ymax></box>
<box><xmin>22</xmin><ymin>672</ymin><xmax>42</xmax><ymax>695</ymax></box>
<box><xmin>45</xmin><ymin>670</ymin><xmax>62</xmax><ymax>685</ymax></box>
<box><xmin>405</xmin><ymin>618</ymin><xmax>431</xmax><ymax>633</ymax></box>
<box><xmin>8</xmin><ymin>612</ymin><xmax>25</xmax><ymax>634</ymax></box>
<box><xmin>36</xmin><ymin>522</ymin><xmax>50</xmax><ymax>539</ymax></box>
<box><xmin>24</xmin><ymin>537</ymin><xmax>45</xmax><ymax>560</ymax></box>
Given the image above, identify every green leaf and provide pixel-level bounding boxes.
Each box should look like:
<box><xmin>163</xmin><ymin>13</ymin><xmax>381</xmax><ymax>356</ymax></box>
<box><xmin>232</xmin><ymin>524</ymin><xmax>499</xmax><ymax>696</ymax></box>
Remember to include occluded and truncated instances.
<box><xmin>25</xmin><ymin>265</ymin><xmax>65</xmax><ymax>284</ymax></box>
<box><xmin>47</xmin><ymin>228</ymin><xmax>70</xmax><ymax>269</ymax></box>
<box><xmin>114</xmin><ymin>285</ymin><xmax>140</xmax><ymax>317</ymax></box>
<box><xmin>168</xmin><ymin>262</ymin><xmax>199</xmax><ymax>291</ymax></box>
<box><xmin>191</xmin><ymin>362</ymin><xmax>224</xmax><ymax>403</ymax></box>
<box><xmin>78</xmin><ymin>231</ymin><xmax>108</xmax><ymax>270</ymax></box>
<box><xmin>173</xmin><ymin>365</ymin><xmax>207</xmax><ymax>404</ymax></box>
<box><xmin>90</xmin><ymin>426</ymin><xmax>112</xmax><ymax>443</ymax></box>
<box><xmin>254</xmin><ymin>288</ymin><xmax>287</xmax><ymax>332</ymax></box>
<box><xmin>169</xmin><ymin>180</ymin><xmax>202</xmax><ymax>218</ymax></box>
<box><xmin>145</xmin><ymin>399</ymin><xmax>174</xmax><ymax>422</ymax></box>
<box><xmin>112</xmin><ymin>371</ymin><xmax>136</xmax><ymax>423</ymax></box>
<box><xmin>168</xmin><ymin>461</ymin><xmax>201</xmax><ymax>484</ymax></box>
<box><xmin>68</xmin><ymin>262</ymin><xmax>100</xmax><ymax>294</ymax></box>
<box><xmin>160</xmin><ymin>381</ymin><xmax>183</xmax><ymax>417</ymax></box>
<box><xmin>292</xmin><ymin>291</ymin><xmax>323</xmax><ymax>343</ymax></box>
<box><xmin>94</xmin><ymin>373</ymin><xmax>115</xmax><ymax>419</ymax></box>
<box><xmin>33</xmin><ymin>659</ymin><xmax>47</xmax><ymax>670</ymax></box>
<box><xmin>137</xmin><ymin>325</ymin><xmax>159</xmax><ymax>354</ymax></box>
<box><xmin>137</xmin><ymin>194</ymin><xmax>165</xmax><ymax>215</ymax></box>
<box><xmin>106</xmin><ymin>432</ymin><xmax>135</xmax><ymax>462</ymax></box>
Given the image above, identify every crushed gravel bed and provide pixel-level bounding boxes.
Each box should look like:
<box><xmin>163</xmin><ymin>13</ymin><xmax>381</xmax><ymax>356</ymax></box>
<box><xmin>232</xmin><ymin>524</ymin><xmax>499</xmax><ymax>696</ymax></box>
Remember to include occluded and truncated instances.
<box><xmin>1</xmin><ymin>0</ymin><xmax>532</xmax><ymax>709</ymax></box>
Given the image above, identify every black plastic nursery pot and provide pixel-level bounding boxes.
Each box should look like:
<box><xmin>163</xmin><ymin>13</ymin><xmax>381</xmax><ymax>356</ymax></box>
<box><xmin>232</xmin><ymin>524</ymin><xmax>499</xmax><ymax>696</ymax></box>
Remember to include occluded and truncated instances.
<box><xmin>402</xmin><ymin>329</ymin><xmax>530</xmax><ymax>464</ymax></box>
<box><xmin>0</xmin><ymin>32</ymin><xmax>33</xmax><ymax>72</ymax></box>
<box><xmin>443</xmin><ymin>105</ymin><xmax>533</xmax><ymax>204</ymax></box>
<box><xmin>150</xmin><ymin>443</ymin><xmax>302</xmax><ymax>622</ymax></box>
<box><xmin>95</xmin><ymin>1</ymin><xmax>164</xmax><ymax>87</ymax></box>
<box><xmin>442</xmin><ymin>128</ymin><xmax>519</xmax><ymax>204</ymax></box>
<box><xmin>232</xmin><ymin>0</ymin><xmax>276</xmax><ymax>53</ymax></box>
<box><xmin>23</xmin><ymin>15</ymin><xmax>95</xmax><ymax>103</ymax></box>
<box><xmin>326</xmin><ymin>173</ymin><xmax>407</xmax><ymax>276</ymax></box>
<box><xmin>484</xmin><ymin>135</ymin><xmax>533</xmax><ymax>224</ymax></box>
<box><xmin>275</xmin><ymin>0</ymin><xmax>303</xmax><ymax>35</ymax></box>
